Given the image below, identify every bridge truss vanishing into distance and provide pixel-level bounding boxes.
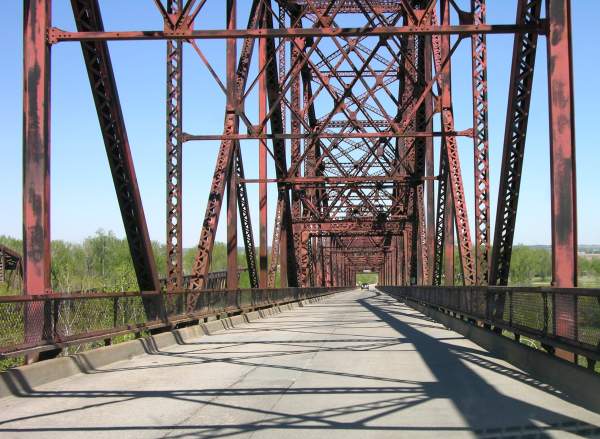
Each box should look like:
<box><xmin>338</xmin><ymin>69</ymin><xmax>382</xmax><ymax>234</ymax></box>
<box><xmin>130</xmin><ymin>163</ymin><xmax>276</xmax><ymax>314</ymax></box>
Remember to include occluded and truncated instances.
<box><xmin>7</xmin><ymin>0</ymin><xmax>596</xmax><ymax>382</ymax></box>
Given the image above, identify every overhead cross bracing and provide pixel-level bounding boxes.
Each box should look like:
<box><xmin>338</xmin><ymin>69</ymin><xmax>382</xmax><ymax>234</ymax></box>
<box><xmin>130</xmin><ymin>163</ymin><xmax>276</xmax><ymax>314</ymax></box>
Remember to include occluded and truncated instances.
<box><xmin>17</xmin><ymin>0</ymin><xmax>581</xmax><ymax>366</ymax></box>
<box><xmin>285</xmin><ymin>0</ymin><xmax>409</xmax><ymax>13</ymax></box>
<box><xmin>264</xmin><ymin>0</ymin><xmax>469</xmax><ymax>288</ymax></box>
<box><xmin>19</xmin><ymin>0</ymin><xmax>575</xmax><ymax>291</ymax></box>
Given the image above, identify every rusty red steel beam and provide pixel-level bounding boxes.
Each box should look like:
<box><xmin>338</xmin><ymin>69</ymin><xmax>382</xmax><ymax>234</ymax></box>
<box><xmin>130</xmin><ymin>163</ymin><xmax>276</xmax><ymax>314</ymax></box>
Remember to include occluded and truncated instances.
<box><xmin>267</xmin><ymin>195</ymin><xmax>285</xmax><ymax>288</ymax></box>
<box><xmin>259</xmin><ymin>13</ymin><xmax>269</xmax><ymax>288</ymax></box>
<box><xmin>183</xmin><ymin>130</ymin><xmax>472</xmax><ymax>141</ymax></box>
<box><xmin>489</xmin><ymin>0</ymin><xmax>542</xmax><ymax>286</ymax></box>
<box><xmin>227</xmin><ymin>160</ymin><xmax>238</xmax><ymax>290</ymax></box>
<box><xmin>424</xmin><ymin>26</ymin><xmax>435</xmax><ymax>286</ymax></box>
<box><xmin>190</xmin><ymin>0</ymin><xmax>263</xmax><ymax>292</ymax></box>
<box><xmin>546</xmin><ymin>0</ymin><xmax>577</xmax><ymax>358</ymax></box>
<box><xmin>18</xmin><ymin>1</ymin><xmax>581</xmax><ymax>309</ymax></box>
<box><xmin>285</xmin><ymin>0</ymin><xmax>408</xmax><ymax>14</ymax></box>
<box><xmin>294</xmin><ymin>224</ymin><xmax>407</xmax><ymax>235</ymax></box>
<box><xmin>399</xmin><ymin>27</ymin><xmax>419</xmax><ymax>284</ymax></box>
<box><xmin>306</xmin><ymin>238</ymin><xmax>315</xmax><ymax>288</ymax></box>
<box><xmin>302</xmin><ymin>59</ymin><xmax>321</xmax><ymax>231</ymax></box>
<box><xmin>166</xmin><ymin>0</ymin><xmax>184</xmax><ymax>293</ymax></box>
<box><xmin>547</xmin><ymin>0</ymin><xmax>577</xmax><ymax>288</ymax></box>
<box><xmin>47</xmin><ymin>24</ymin><xmax>545</xmax><ymax>44</ymax></box>
<box><xmin>70</xmin><ymin>0</ymin><xmax>162</xmax><ymax>316</ymax></box>
<box><xmin>226</xmin><ymin>0</ymin><xmax>238</xmax><ymax>291</ymax></box>
<box><xmin>414</xmin><ymin>7</ymin><xmax>429</xmax><ymax>286</ymax></box>
<box><xmin>432</xmin><ymin>132</ymin><xmax>449</xmax><ymax>284</ymax></box>
<box><xmin>434</xmin><ymin>2</ymin><xmax>476</xmax><ymax>285</ymax></box>
<box><xmin>23</xmin><ymin>0</ymin><xmax>52</xmax><ymax>356</ymax></box>
<box><xmin>444</xmin><ymin>177</ymin><xmax>455</xmax><ymax>286</ymax></box>
<box><xmin>234</xmin><ymin>149</ymin><xmax>259</xmax><ymax>289</ymax></box>
<box><xmin>264</xmin><ymin>7</ymin><xmax>299</xmax><ymax>287</ymax></box>
<box><xmin>471</xmin><ymin>0</ymin><xmax>491</xmax><ymax>286</ymax></box>
<box><xmin>240</xmin><ymin>175</ymin><xmax>438</xmax><ymax>184</ymax></box>
<box><xmin>290</xmin><ymin>9</ymin><xmax>304</xmax><ymax>286</ymax></box>
<box><xmin>274</xmin><ymin>7</ymin><xmax>428</xmax><ymax>248</ymax></box>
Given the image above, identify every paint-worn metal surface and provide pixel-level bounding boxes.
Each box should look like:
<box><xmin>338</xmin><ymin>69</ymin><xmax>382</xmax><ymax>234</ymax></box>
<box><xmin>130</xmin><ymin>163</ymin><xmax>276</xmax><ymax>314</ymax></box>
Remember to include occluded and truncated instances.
<box><xmin>165</xmin><ymin>0</ymin><xmax>184</xmax><ymax>294</ymax></box>
<box><xmin>0</xmin><ymin>245</ymin><xmax>23</xmax><ymax>290</ymax></box>
<box><xmin>20</xmin><ymin>0</ymin><xmax>582</xmax><ymax>362</ymax></box>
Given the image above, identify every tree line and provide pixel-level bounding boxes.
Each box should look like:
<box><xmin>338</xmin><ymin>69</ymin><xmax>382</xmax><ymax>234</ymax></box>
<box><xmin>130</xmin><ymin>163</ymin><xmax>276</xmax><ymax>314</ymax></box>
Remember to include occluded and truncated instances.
<box><xmin>1</xmin><ymin>233</ymin><xmax>600</xmax><ymax>294</ymax></box>
<box><xmin>0</xmin><ymin>230</ymin><xmax>251</xmax><ymax>294</ymax></box>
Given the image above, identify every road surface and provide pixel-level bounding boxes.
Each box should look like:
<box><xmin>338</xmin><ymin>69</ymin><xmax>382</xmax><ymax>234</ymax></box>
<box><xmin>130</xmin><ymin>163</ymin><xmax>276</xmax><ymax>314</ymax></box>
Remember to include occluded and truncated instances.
<box><xmin>1</xmin><ymin>289</ymin><xmax>599</xmax><ymax>438</ymax></box>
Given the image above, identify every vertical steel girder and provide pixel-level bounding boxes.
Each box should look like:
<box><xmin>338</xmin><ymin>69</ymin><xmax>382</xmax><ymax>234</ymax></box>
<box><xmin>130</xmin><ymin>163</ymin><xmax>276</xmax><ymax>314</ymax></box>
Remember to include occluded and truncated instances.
<box><xmin>166</xmin><ymin>0</ymin><xmax>184</xmax><ymax>292</ymax></box>
<box><xmin>259</xmin><ymin>18</ymin><xmax>269</xmax><ymax>288</ymax></box>
<box><xmin>489</xmin><ymin>0</ymin><xmax>542</xmax><ymax>286</ymax></box>
<box><xmin>547</xmin><ymin>0</ymin><xmax>577</xmax><ymax>289</ymax></box>
<box><xmin>424</xmin><ymin>34</ymin><xmax>435</xmax><ymax>285</ymax></box>
<box><xmin>471</xmin><ymin>0</ymin><xmax>491</xmax><ymax>285</ymax></box>
<box><xmin>415</xmin><ymin>26</ymin><xmax>429</xmax><ymax>285</ymax></box>
<box><xmin>400</xmin><ymin>31</ymin><xmax>418</xmax><ymax>285</ymax></box>
<box><xmin>235</xmin><ymin>149</ymin><xmax>259</xmax><ymax>289</ymax></box>
<box><xmin>264</xmin><ymin>9</ymin><xmax>299</xmax><ymax>287</ymax></box>
<box><xmin>23</xmin><ymin>0</ymin><xmax>51</xmax><ymax>296</ymax></box>
<box><xmin>547</xmin><ymin>0</ymin><xmax>577</xmax><ymax>354</ymax></box>
<box><xmin>290</xmin><ymin>22</ymin><xmax>305</xmax><ymax>286</ymax></box>
<box><xmin>226</xmin><ymin>0</ymin><xmax>238</xmax><ymax>291</ymax></box>
<box><xmin>433</xmin><ymin>172</ymin><xmax>444</xmax><ymax>285</ymax></box>
<box><xmin>267</xmin><ymin>195</ymin><xmax>284</xmax><ymax>287</ymax></box>
<box><xmin>436</xmin><ymin>1</ymin><xmax>475</xmax><ymax>286</ymax></box>
<box><xmin>191</xmin><ymin>0</ymin><xmax>262</xmax><ymax>291</ymax></box>
<box><xmin>229</xmin><ymin>1</ymin><xmax>258</xmax><ymax>290</ymax></box>
<box><xmin>227</xmin><ymin>158</ymin><xmax>238</xmax><ymax>290</ymax></box>
<box><xmin>306</xmin><ymin>236</ymin><xmax>315</xmax><ymax>287</ymax></box>
<box><xmin>70</xmin><ymin>1</ymin><xmax>161</xmax><ymax>307</ymax></box>
<box><xmin>431</xmin><ymin>27</ymin><xmax>448</xmax><ymax>285</ymax></box>
<box><xmin>443</xmin><ymin>180</ymin><xmax>455</xmax><ymax>286</ymax></box>
<box><xmin>23</xmin><ymin>0</ymin><xmax>52</xmax><ymax>352</ymax></box>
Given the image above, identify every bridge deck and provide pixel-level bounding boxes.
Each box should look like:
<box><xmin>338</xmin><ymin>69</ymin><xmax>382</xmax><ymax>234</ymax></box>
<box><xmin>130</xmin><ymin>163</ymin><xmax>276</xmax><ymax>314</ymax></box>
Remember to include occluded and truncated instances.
<box><xmin>1</xmin><ymin>289</ymin><xmax>599</xmax><ymax>438</ymax></box>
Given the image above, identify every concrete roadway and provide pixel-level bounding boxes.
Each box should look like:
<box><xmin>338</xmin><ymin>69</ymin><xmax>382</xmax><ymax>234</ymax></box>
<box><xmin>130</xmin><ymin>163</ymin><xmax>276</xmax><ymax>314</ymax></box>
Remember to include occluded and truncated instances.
<box><xmin>1</xmin><ymin>289</ymin><xmax>600</xmax><ymax>438</ymax></box>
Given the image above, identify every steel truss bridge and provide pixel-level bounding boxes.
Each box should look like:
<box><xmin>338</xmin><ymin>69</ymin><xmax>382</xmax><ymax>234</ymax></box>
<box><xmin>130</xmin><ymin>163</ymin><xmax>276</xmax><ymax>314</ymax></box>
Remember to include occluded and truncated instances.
<box><xmin>3</xmin><ymin>0</ymin><xmax>599</xmax><ymax>435</ymax></box>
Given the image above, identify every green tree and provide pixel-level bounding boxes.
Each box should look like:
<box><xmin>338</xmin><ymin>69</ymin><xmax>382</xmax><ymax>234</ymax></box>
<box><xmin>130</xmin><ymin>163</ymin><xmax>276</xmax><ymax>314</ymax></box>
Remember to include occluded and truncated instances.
<box><xmin>508</xmin><ymin>246</ymin><xmax>551</xmax><ymax>285</ymax></box>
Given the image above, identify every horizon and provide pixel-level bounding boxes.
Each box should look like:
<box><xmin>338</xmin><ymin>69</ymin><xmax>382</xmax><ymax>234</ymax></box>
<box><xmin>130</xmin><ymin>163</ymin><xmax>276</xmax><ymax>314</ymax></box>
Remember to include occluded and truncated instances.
<box><xmin>4</xmin><ymin>232</ymin><xmax>600</xmax><ymax>251</ymax></box>
<box><xmin>1</xmin><ymin>1</ymin><xmax>600</xmax><ymax>247</ymax></box>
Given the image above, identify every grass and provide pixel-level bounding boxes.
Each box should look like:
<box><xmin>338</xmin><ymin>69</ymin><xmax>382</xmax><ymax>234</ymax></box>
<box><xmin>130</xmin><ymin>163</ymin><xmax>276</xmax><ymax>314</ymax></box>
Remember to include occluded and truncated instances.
<box><xmin>356</xmin><ymin>273</ymin><xmax>378</xmax><ymax>285</ymax></box>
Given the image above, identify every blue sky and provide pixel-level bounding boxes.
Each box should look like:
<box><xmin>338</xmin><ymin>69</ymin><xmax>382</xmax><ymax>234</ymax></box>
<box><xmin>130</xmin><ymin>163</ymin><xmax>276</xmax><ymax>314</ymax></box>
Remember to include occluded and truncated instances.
<box><xmin>1</xmin><ymin>1</ymin><xmax>599</xmax><ymax>247</ymax></box>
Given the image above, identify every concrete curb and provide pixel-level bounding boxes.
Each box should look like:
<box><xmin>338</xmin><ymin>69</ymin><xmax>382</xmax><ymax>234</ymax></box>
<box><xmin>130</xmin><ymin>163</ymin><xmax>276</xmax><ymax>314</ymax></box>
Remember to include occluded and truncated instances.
<box><xmin>402</xmin><ymin>297</ymin><xmax>600</xmax><ymax>413</ymax></box>
<box><xmin>0</xmin><ymin>294</ymin><xmax>332</xmax><ymax>399</ymax></box>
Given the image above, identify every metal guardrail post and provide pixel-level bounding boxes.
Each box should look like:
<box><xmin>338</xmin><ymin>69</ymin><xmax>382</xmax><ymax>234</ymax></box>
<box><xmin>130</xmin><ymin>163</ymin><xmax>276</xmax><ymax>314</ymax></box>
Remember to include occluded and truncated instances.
<box><xmin>543</xmin><ymin>291</ymin><xmax>549</xmax><ymax>334</ymax></box>
<box><xmin>509</xmin><ymin>290</ymin><xmax>513</xmax><ymax>327</ymax></box>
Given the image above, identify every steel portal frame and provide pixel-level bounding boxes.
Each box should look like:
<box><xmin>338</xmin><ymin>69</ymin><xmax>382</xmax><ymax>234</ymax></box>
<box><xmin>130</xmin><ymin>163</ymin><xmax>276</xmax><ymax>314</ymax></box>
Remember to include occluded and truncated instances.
<box><xmin>22</xmin><ymin>0</ymin><xmax>577</xmax><ymax>350</ymax></box>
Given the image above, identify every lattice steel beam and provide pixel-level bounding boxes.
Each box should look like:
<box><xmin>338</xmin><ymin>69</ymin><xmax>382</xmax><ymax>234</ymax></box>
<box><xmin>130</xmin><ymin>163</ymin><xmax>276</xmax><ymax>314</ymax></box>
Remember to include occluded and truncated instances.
<box><xmin>489</xmin><ymin>0</ymin><xmax>542</xmax><ymax>286</ymax></box>
<box><xmin>71</xmin><ymin>0</ymin><xmax>161</xmax><ymax>309</ymax></box>
<box><xmin>166</xmin><ymin>0</ymin><xmax>184</xmax><ymax>292</ymax></box>
<box><xmin>191</xmin><ymin>0</ymin><xmax>262</xmax><ymax>291</ymax></box>
<box><xmin>235</xmin><ymin>149</ymin><xmax>259</xmax><ymax>288</ymax></box>
<box><xmin>471</xmin><ymin>0</ymin><xmax>491</xmax><ymax>286</ymax></box>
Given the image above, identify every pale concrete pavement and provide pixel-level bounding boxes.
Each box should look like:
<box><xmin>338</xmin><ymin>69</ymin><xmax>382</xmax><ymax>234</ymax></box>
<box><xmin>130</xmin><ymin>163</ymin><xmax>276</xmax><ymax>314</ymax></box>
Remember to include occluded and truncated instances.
<box><xmin>1</xmin><ymin>289</ymin><xmax>599</xmax><ymax>438</ymax></box>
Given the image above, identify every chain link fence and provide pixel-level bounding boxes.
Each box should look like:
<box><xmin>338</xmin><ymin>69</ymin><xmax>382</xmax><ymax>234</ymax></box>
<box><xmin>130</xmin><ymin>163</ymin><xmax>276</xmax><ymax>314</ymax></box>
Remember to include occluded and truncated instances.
<box><xmin>0</xmin><ymin>287</ymin><xmax>342</xmax><ymax>359</ymax></box>
<box><xmin>379</xmin><ymin>286</ymin><xmax>600</xmax><ymax>363</ymax></box>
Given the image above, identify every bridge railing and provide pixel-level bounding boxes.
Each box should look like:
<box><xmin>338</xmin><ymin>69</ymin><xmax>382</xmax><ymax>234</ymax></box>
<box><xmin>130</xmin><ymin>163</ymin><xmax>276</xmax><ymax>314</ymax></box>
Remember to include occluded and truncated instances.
<box><xmin>0</xmin><ymin>287</ymin><xmax>344</xmax><ymax>360</ymax></box>
<box><xmin>379</xmin><ymin>286</ymin><xmax>600</xmax><ymax>365</ymax></box>
<box><xmin>159</xmin><ymin>269</ymin><xmax>248</xmax><ymax>290</ymax></box>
